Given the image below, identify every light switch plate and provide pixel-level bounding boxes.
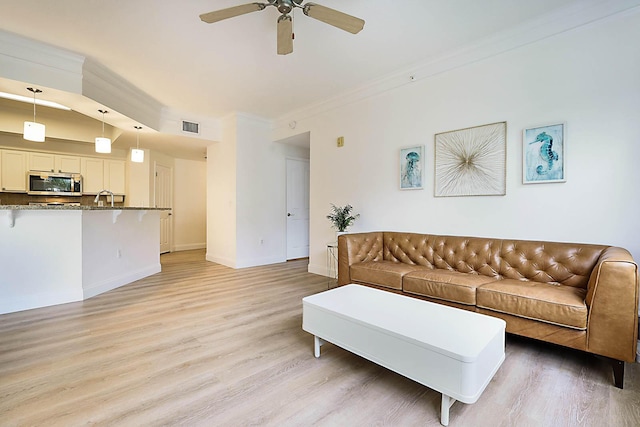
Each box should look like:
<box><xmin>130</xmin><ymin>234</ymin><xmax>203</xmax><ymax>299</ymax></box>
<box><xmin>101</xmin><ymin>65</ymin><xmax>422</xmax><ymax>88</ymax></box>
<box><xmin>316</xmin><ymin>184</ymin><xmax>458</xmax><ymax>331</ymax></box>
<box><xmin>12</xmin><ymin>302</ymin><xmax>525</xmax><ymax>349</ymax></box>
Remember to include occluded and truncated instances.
<box><xmin>337</xmin><ymin>136</ymin><xmax>344</xmax><ymax>147</ymax></box>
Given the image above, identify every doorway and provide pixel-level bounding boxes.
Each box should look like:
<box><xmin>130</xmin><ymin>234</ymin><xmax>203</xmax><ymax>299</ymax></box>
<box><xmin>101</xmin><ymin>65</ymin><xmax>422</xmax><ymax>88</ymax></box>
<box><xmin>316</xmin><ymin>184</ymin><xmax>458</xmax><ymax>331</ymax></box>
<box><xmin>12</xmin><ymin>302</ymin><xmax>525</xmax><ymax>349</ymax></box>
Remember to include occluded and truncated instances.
<box><xmin>286</xmin><ymin>158</ymin><xmax>310</xmax><ymax>259</ymax></box>
<box><xmin>155</xmin><ymin>163</ymin><xmax>173</xmax><ymax>254</ymax></box>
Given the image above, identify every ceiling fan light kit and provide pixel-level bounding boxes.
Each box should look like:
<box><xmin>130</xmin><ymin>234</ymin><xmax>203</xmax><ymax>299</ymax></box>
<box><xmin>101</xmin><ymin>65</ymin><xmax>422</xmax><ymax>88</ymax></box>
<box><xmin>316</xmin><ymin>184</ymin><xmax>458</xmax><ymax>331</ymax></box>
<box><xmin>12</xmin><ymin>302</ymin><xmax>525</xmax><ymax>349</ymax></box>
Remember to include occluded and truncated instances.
<box><xmin>200</xmin><ymin>0</ymin><xmax>364</xmax><ymax>55</ymax></box>
<box><xmin>277</xmin><ymin>14</ymin><xmax>293</xmax><ymax>55</ymax></box>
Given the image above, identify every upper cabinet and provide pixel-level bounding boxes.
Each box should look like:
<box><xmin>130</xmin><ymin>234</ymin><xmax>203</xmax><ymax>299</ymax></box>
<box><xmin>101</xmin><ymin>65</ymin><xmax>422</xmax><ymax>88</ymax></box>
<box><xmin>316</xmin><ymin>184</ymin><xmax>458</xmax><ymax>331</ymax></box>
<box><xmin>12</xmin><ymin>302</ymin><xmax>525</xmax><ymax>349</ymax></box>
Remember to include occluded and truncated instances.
<box><xmin>81</xmin><ymin>157</ymin><xmax>105</xmax><ymax>194</ymax></box>
<box><xmin>1</xmin><ymin>150</ymin><xmax>28</xmax><ymax>192</ymax></box>
<box><xmin>81</xmin><ymin>158</ymin><xmax>126</xmax><ymax>195</ymax></box>
<box><xmin>56</xmin><ymin>155</ymin><xmax>81</xmax><ymax>174</ymax></box>
<box><xmin>104</xmin><ymin>160</ymin><xmax>126</xmax><ymax>195</ymax></box>
<box><xmin>1</xmin><ymin>149</ymin><xmax>126</xmax><ymax>196</ymax></box>
<box><xmin>29</xmin><ymin>153</ymin><xmax>81</xmax><ymax>173</ymax></box>
<box><xmin>29</xmin><ymin>152</ymin><xmax>55</xmax><ymax>172</ymax></box>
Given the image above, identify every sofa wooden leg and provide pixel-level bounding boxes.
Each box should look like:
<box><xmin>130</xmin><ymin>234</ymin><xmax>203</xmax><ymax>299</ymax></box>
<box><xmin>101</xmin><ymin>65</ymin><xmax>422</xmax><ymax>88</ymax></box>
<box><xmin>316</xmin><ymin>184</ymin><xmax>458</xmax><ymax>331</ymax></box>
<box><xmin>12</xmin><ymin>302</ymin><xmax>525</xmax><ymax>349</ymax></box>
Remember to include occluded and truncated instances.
<box><xmin>611</xmin><ymin>359</ymin><xmax>624</xmax><ymax>389</ymax></box>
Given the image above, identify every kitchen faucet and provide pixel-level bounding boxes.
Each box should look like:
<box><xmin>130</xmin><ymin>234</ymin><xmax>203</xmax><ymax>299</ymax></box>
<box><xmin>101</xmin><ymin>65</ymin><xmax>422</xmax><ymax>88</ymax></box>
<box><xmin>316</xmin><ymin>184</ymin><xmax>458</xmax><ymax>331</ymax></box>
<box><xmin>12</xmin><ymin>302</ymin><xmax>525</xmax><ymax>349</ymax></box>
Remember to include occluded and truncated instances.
<box><xmin>94</xmin><ymin>189</ymin><xmax>115</xmax><ymax>207</ymax></box>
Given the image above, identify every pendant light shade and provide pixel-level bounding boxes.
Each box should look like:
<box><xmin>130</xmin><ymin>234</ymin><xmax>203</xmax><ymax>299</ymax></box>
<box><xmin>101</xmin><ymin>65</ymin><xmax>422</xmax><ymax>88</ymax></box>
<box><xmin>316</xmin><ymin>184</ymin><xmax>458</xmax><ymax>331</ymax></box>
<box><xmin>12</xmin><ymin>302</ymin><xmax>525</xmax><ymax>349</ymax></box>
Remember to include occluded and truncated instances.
<box><xmin>95</xmin><ymin>137</ymin><xmax>111</xmax><ymax>153</ymax></box>
<box><xmin>24</xmin><ymin>87</ymin><xmax>45</xmax><ymax>142</ymax></box>
<box><xmin>95</xmin><ymin>109</ymin><xmax>112</xmax><ymax>153</ymax></box>
<box><xmin>131</xmin><ymin>126</ymin><xmax>144</xmax><ymax>163</ymax></box>
<box><xmin>24</xmin><ymin>121</ymin><xmax>45</xmax><ymax>142</ymax></box>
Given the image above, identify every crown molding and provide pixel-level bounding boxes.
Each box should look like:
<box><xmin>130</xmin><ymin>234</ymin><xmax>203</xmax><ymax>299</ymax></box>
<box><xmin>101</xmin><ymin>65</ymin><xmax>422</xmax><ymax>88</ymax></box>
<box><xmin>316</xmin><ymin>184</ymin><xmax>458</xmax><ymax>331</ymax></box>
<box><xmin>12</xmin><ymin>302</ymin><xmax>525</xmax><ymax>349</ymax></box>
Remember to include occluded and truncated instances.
<box><xmin>0</xmin><ymin>29</ymin><xmax>84</xmax><ymax>93</ymax></box>
<box><xmin>0</xmin><ymin>29</ymin><xmax>218</xmax><ymax>143</ymax></box>
<box><xmin>273</xmin><ymin>0</ymin><xmax>640</xmax><ymax>130</ymax></box>
<box><xmin>81</xmin><ymin>58</ymin><xmax>164</xmax><ymax>131</ymax></box>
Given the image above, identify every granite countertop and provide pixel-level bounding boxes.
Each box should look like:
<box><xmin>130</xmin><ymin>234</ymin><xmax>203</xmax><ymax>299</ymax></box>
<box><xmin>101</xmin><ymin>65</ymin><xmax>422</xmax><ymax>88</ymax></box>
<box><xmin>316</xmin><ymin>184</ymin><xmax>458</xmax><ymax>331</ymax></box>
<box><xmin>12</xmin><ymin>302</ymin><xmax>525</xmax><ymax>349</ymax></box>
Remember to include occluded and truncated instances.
<box><xmin>0</xmin><ymin>205</ymin><xmax>169</xmax><ymax>210</ymax></box>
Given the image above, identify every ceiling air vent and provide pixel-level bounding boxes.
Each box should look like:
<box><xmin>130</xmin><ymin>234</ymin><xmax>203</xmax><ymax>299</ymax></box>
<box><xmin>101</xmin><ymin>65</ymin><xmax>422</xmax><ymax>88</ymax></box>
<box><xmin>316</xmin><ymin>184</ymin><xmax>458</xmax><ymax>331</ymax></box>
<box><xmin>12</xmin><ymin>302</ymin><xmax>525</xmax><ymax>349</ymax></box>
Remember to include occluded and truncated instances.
<box><xmin>182</xmin><ymin>120</ymin><xmax>200</xmax><ymax>135</ymax></box>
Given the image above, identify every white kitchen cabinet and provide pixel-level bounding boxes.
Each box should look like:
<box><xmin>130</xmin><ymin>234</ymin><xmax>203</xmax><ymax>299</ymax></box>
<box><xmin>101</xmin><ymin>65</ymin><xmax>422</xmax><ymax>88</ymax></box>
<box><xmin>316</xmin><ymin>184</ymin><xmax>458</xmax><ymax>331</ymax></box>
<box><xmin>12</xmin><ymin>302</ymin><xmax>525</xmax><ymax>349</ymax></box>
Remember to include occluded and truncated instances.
<box><xmin>2</xmin><ymin>150</ymin><xmax>126</xmax><ymax>196</ymax></box>
<box><xmin>56</xmin><ymin>155</ymin><xmax>81</xmax><ymax>173</ymax></box>
<box><xmin>29</xmin><ymin>153</ymin><xmax>81</xmax><ymax>174</ymax></box>
<box><xmin>1</xmin><ymin>150</ymin><xmax>28</xmax><ymax>192</ymax></box>
<box><xmin>104</xmin><ymin>160</ymin><xmax>126</xmax><ymax>195</ymax></box>
<box><xmin>81</xmin><ymin>157</ymin><xmax>105</xmax><ymax>194</ymax></box>
<box><xmin>29</xmin><ymin>152</ymin><xmax>56</xmax><ymax>172</ymax></box>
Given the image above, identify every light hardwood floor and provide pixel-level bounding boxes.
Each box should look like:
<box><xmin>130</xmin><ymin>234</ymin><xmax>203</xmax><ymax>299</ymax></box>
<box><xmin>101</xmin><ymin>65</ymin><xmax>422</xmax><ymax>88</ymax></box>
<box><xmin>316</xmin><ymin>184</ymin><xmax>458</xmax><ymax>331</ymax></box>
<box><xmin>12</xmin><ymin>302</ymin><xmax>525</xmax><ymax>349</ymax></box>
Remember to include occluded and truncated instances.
<box><xmin>1</xmin><ymin>249</ymin><xmax>638</xmax><ymax>426</ymax></box>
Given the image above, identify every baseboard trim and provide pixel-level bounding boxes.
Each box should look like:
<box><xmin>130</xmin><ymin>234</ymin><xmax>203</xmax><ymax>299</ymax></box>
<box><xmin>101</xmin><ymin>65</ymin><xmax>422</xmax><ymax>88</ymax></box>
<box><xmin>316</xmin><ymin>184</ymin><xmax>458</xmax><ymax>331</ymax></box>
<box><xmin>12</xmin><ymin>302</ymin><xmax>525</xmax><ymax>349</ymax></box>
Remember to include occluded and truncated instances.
<box><xmin>308</xmin><ymin>263</ymin><xmax>329</xmax><ymax>277</ymax></box>
<box><xmin>83</xmin><ymin>264</ymin><xmax>161</xmax><ymax>299</ymax></box>
<box><xmin>173</xmin><ymin>243</ymin><xmax>206</xmax><ymax>251</ymax></box>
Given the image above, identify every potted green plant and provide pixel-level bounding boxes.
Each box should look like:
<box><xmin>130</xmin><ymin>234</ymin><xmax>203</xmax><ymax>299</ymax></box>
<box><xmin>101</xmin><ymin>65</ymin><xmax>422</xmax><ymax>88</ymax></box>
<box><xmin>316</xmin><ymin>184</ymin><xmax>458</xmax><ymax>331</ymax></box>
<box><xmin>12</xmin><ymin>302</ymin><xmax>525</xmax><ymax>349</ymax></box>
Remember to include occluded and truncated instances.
<box><xmin>326</xmin><ymin>204</ymin><xmax>360</xmax><ymax>234</ymax></box>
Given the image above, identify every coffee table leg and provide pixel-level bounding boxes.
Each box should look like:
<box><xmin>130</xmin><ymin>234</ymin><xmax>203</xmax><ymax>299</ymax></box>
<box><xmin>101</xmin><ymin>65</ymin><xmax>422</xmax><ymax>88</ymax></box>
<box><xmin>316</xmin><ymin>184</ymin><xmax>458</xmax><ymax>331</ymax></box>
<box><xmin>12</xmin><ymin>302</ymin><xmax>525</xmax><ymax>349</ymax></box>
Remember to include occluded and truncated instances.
<box><xmin>314</xmin><ymin>336</ymin><xmax>325</xmax><ymax>358</ymax></box>
<box><xmin>440</xmin><ymin>394</ymin><xmax>456</xmax><ymax>426</ymax></box>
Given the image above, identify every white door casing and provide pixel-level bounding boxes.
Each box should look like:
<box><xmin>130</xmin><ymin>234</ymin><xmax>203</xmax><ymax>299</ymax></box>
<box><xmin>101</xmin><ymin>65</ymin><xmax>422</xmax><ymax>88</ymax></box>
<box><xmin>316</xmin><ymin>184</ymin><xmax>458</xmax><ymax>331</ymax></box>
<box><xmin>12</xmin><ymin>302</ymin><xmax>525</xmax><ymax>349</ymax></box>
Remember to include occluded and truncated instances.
<box><xmin>286</xmin><ymin>158</ymin><xmax>310</xmax><ymax>260</ymax></box>
<box><xmin>155</xmin><ymin>163</ymin><xmax>173</xmax><ymax>254</ymax></box>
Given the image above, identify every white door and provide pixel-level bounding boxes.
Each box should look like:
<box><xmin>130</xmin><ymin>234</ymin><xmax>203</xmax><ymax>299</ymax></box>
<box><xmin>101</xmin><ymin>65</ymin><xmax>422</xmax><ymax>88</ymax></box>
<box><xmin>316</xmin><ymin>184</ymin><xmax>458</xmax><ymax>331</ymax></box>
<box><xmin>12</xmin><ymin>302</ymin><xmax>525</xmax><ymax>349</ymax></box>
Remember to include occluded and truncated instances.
<box><xmin>155</xmin><ymin>163</ymin><xmax>173</xmax><ymax>254</ymax></box>
<box><xmin>286</xmin><ymin>158</ymin><xmax>310</xmax><ymax>259</ymax></box>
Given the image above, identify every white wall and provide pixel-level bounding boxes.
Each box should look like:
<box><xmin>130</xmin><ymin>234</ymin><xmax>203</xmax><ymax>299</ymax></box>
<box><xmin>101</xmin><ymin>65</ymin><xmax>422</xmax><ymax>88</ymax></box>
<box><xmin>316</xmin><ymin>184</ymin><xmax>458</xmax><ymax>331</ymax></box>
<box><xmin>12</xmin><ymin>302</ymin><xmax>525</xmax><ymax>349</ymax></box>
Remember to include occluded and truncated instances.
<box><xmin>206</xmin><ymin>114</ymin><xmax>310</xmax><ymax>268</ymax></box>
<box><xmin>126</xmin><ymin>149</ymin><xmax>151</xmax><ymax>207</ymax></box>
<box><xmin>0</xmin><ymin>209</ymin><xmax>161</xmax><ymax>314</ymax></box>
<box><xmin>82</xmin><ymin>210</ymin><xmax>161</xmax><ymax>298</ymax></box>
<box><xmin>174</xmin><ymin>158</ymin><xmax>206</xmax><ymax>251</ymax></box>
<box><xmin>206</xmin><ymin>115</ymin><xmax>238</xmax><ymax>266</ymax></box>
<box><xmin>280</xmin><ymin>12</ymin><xmax>640</xmax><ymax>275</ymax></box>
<box><xmin>235</xmin><ymin>115</ymin><xmax>285</xmax><ymax>267</ymax></box>
<box><xmin>0</xmin><ymin>210</ymin><xmax>83</xmax><ymax>314</ymax></box>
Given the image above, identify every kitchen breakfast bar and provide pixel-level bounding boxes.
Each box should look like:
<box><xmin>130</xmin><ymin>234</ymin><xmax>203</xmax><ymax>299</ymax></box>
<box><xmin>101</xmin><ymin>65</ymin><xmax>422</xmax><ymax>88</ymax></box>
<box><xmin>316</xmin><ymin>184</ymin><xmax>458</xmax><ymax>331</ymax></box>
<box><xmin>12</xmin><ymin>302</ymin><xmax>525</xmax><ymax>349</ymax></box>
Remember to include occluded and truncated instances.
<box><xmin>0</xmin><ymin>205</ymin><xmax>166</xmax><ymax>315</ymax></box>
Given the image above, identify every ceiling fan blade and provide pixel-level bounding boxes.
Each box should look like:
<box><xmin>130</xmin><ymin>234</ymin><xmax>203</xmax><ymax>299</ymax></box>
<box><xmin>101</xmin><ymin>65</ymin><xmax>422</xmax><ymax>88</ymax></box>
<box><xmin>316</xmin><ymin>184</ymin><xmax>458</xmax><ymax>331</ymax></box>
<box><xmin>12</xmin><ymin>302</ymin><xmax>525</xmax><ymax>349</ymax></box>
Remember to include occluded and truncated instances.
<box><xmin>199</xmin><ymin>3</ymin><xmax>266</xmax><ymax>24</ymax></box>
<box><xmin>277</xmin><ymin>15</ymin><xmax>293</xmax><ymax>55</ymax></box>
<box><xmin>303</xmin><ymin>3</ymin><xmax>364</xmax><ymax>34</ymax></box>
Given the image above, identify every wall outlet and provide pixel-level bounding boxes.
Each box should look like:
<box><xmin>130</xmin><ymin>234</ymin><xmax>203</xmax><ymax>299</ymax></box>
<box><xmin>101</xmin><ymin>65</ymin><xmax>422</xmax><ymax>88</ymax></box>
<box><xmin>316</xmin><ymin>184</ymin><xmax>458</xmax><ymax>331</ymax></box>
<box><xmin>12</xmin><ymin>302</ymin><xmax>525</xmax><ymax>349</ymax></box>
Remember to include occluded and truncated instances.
<box><xmin>98</xmin><ymin>201</ymin><xmax>104</xmax><ymax>207</ymax></box>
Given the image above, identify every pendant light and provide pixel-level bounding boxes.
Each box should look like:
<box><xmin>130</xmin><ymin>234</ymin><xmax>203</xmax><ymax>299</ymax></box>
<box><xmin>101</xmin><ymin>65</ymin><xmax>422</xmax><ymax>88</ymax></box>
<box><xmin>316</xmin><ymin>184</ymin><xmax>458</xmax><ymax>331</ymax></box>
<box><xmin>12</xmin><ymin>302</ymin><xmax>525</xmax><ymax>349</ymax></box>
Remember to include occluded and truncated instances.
<box><xmin>131</xmin><ymin>126</ymin><xmax>144</xmax><ymax>163</ymax></box>
<box><xmin>95</xmin><ymin>109</ymin><xmax>112</xmax><ymax>153</ymax></box>
<box><xmin>23</xmin><ymin>87</ymin><xmax>45</xmax><ymax>142</ymax></box>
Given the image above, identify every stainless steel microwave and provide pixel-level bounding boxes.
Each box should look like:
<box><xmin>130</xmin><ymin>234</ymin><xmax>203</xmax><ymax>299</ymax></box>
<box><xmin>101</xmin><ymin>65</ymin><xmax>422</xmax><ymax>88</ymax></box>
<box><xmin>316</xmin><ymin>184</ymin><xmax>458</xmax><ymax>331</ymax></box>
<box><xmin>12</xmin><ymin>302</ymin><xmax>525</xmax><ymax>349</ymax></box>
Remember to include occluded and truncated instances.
<box><xmin>27</xmin><ymin>171</ymin><xmax>82</xmax><ymax>196</ymax></box>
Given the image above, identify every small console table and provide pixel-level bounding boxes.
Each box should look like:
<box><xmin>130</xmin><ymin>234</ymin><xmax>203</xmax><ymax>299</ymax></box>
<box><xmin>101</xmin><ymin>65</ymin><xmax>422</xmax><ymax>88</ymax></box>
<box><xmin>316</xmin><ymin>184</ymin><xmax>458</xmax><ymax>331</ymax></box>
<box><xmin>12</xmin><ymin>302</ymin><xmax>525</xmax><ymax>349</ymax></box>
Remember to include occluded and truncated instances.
<box><xmin>326</xmin><ymin>242</ymin><xmax>338</xmax><ymax>289</ymax></box>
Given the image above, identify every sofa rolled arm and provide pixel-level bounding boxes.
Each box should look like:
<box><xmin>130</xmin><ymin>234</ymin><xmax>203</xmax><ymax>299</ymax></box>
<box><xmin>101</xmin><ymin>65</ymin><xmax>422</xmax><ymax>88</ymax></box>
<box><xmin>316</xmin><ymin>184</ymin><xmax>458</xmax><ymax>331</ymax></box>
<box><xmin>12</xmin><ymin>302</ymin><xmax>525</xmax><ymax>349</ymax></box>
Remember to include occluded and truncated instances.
<box><xmin>585</xmin><ymin>247</ymin><xmax>639</xmax><ymax>362</ymax></box>
<box><xmin>337</xmin><ymin>232</ymin><xmax>384</xmax><ymax>286</ymax></box>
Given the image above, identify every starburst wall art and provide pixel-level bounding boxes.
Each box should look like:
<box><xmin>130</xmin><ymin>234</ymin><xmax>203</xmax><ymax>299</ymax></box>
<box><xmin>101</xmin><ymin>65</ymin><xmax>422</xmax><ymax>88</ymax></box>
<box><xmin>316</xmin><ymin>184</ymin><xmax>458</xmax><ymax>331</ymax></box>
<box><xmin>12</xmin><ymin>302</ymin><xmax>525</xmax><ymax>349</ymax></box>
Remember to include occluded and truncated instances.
<box><xmin>434</xmin><ymin>122</ymin><xmax>506</xmax><ymax>197</ymax></box>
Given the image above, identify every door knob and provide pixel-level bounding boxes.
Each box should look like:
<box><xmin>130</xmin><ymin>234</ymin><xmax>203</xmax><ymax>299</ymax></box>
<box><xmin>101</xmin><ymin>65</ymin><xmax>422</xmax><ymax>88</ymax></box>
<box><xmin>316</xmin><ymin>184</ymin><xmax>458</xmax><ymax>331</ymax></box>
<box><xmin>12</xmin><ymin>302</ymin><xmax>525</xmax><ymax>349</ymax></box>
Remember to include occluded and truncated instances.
<box><xmin>287</xmin><ymin>213</ymin><xmax>292</xmax><ymax>217</ymax></box>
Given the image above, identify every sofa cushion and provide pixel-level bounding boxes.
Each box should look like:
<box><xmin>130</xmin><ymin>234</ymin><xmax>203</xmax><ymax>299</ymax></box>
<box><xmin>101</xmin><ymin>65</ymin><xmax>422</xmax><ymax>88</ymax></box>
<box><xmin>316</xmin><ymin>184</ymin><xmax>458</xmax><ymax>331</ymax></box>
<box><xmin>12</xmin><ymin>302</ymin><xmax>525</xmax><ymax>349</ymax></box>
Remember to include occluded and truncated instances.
<box><xmin>350</xmin><ymin>261</ymin><xmax>423</xmax><ymax>290</ymax></box>
<box><xmin>498</xmin><ymin>240</ymin><xmax>605</xmax><ymax>288</ymax></box>
<box><xmin>477</xmin><ymin>279</ymin><xmax>588</xmax><ymax>330</ymax></box>
<box><xmin>403</xmin><ymin>269</ymin><xmax>498</xmax><ymax>305</ymax></box>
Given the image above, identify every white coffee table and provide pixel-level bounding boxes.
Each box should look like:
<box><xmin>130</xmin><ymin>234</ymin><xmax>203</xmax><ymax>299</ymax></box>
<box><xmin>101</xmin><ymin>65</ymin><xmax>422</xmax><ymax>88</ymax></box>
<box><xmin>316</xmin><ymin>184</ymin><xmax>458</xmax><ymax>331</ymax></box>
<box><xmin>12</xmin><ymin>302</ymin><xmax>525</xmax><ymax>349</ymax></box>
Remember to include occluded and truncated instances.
<box><xmin>302</xmin><ymin>284</ymin><xmax>505</xmax><ymax>426</ymax></box>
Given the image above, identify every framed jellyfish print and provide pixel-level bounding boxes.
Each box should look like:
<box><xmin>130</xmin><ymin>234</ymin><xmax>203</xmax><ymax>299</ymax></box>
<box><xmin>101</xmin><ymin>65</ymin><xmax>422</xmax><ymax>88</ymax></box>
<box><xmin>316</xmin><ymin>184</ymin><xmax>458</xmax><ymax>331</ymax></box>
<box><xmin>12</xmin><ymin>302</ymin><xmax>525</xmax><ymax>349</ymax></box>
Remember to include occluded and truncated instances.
<box><xmin>523</xmin><ymin>122</ymin><xmax>566</xmax><ymax>184</ymax></box>
<box><xmin>400</xmin><ymin>145</ymin><xmax>424</xmax><ymax>190</ymax></box>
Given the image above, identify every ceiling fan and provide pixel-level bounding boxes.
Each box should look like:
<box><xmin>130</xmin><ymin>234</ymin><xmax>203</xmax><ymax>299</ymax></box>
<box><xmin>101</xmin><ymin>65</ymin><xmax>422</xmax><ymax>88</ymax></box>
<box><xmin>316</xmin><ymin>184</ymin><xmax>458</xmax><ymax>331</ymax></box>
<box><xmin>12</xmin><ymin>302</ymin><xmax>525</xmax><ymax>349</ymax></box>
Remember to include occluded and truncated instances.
<box><xmin>199</xmin><ymin>0</ymin><xmax>365</xmax><ymax>55</ymax></box>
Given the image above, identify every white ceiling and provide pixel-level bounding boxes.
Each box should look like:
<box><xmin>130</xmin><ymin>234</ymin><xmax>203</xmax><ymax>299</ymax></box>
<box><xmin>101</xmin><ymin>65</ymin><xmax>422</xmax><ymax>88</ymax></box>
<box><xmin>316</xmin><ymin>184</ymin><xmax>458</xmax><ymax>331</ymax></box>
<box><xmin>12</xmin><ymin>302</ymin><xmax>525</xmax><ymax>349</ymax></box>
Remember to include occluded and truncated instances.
<box><xmin>0</xmin><ymin>0</ymin><xmax>604</xmax><ymax>159</ymax></box>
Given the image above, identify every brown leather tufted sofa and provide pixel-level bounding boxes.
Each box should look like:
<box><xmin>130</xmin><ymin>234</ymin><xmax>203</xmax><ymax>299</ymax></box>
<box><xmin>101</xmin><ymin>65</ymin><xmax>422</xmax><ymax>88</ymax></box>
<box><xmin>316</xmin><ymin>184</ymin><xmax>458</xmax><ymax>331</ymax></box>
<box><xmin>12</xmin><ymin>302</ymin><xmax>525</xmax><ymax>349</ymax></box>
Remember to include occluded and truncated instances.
<box><xmin>337</xmin><ymin>231</ymin><xmax>639</xmax><ymax>388</ymax></box>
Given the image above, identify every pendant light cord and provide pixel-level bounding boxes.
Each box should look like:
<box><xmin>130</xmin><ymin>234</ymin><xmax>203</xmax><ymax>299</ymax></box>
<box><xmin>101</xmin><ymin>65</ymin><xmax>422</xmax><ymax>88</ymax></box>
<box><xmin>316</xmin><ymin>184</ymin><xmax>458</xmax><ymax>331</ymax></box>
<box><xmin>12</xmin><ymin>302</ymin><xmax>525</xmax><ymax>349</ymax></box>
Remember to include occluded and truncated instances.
<box><xmin>99</xmin><ymin>110</ymin><xmax>108</xmax><ymax>137</ymax></box>
<box><xmin>135</xmin><ymin>125</ymin><xmax>142</xmax><ymax>149</ymax></box>
<box><xmin>27</xmin><ymin>87</ymin><xmax>42</xmax><ymax>123</ymax></box>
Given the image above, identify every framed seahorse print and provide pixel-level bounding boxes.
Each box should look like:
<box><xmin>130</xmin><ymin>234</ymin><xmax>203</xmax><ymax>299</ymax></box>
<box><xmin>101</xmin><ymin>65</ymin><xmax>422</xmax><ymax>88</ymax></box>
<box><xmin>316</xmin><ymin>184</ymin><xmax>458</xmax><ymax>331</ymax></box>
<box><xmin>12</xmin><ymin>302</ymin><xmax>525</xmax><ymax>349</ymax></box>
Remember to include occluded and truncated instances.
<box><xmin>523</xmin><ymin>122</ymin><xmax>566</xmax><ymax>184</ymax></box>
